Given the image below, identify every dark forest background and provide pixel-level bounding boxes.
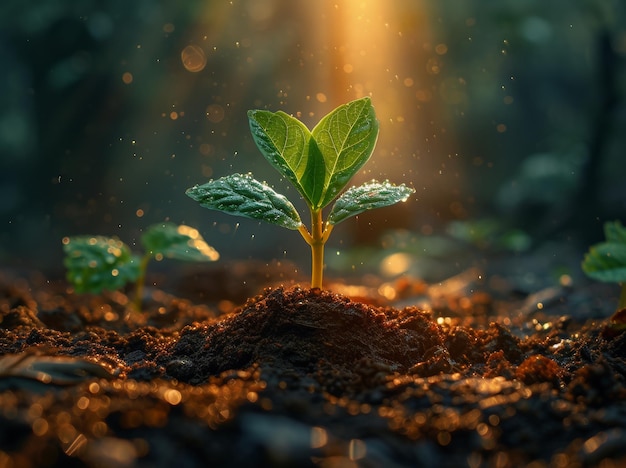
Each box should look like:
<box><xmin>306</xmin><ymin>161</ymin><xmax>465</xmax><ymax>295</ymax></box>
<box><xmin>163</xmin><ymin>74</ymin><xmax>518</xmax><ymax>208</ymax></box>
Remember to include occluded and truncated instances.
<box><xmin>1</xmin><ymin>0</ymin><xmax>625</xmax><ymax>276</ymax></box>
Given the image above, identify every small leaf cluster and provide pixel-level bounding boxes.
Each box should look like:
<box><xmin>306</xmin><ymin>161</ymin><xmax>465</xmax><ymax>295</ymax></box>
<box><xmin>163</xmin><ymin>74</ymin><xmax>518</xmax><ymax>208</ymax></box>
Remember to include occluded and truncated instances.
<box><xmin>582</xmin><ymin>220</ymin><xmax>626</xmax><ymax>311</ymax></box>
<box><xmin>247</xmin><ymin>96</ymin><xmax>381</xmax><ymax>213</ymax></box>
<box><xmin>186</xmin><ymin>97</ymin><xmax>414</xmax><ymax>231</ymax></box>
<box><xmin>582</xmin><ymin>221</ymin><xmax>626</xmax><ymax>284</ymax></box>
<box><xmin>63</xmin><ymin>236</ymin><xmax>139</xmax><ymax>294</ymax></box>
<box><xmin>63</xmin><ymin>223</ymin><xmax>218</xmax><ymax>306</ymax></box>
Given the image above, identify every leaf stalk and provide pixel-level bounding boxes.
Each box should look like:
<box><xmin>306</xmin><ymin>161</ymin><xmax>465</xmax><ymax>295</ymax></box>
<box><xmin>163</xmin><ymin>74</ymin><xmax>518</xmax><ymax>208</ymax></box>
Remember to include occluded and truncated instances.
<box><xmin>132</xmin><ymin>253</ymin><xmax>152</xmax><ymax>313</ymax></box>
<box><xmin>298</xmin><ymin>209</ymin><xmax>333</xmax><ymax>289</ymax></box>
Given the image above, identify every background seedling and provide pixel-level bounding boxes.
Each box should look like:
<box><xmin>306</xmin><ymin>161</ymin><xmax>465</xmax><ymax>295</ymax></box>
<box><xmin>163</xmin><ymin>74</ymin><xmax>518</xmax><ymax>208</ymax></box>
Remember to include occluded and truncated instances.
<box><xmin>63</xmin><ymin>222</ymin><xmax>219</xmax><ymax>312</ymax></box>
<box><xmin>582</xmin><ymin>220</ymin><xmax>626</xmax><ymax>310</ymax></box>
<box><xmin>186</xmin><ymin>97</ymin><xmax>414</xmax><ymax>289</ymax></box>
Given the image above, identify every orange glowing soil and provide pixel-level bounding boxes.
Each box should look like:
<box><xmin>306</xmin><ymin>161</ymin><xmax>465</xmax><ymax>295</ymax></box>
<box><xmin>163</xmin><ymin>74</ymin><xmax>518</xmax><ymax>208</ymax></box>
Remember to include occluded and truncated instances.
<box><xmin>0</xmin><ymin>267</ymin><xmax>624</xmax><ymax>467</ymax></box>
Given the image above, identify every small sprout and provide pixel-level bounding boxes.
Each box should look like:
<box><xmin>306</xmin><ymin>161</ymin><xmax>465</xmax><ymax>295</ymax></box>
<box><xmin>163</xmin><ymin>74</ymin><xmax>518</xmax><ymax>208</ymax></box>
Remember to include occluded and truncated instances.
<box><xmin>63</xmin><ymin>222</ymin><xmax>219</xmax><ymax>312</ymax></box>
<box><xmin>186</xmin><ymin>97</ymin><xmax>414</xmax><ymax>289</ymax></box>
<box><xmin>62</xmin><ymin>236</ymin><xmax>139</xmax><ymax>294</ymax></box>
<box><xmin>582</xmin><ymin>221</ymin><xmax>626</xmax><ymax>331</ymax></box>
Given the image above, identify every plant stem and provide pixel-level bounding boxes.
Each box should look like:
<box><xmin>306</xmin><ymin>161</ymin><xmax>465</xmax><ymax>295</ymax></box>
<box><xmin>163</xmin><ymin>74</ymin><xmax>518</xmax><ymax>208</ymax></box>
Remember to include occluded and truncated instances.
<box><xmin>310</xmin><ymin>208</ymin><xmax>325</xmax><ymax>289</ymax></box>
<box><xmin>619</xmin><ymin>283</ymin><xmax>626</xmax><ymax>310</ymax></box>
<box><xmin>133</xmin><ymin>254</ymin><xmax>152</xmax><ymax>312</ymax></box>
<box><xmin>298</xmin><ymin>210</ymin><xmax>334</xmax><ymax>289</ymax></box>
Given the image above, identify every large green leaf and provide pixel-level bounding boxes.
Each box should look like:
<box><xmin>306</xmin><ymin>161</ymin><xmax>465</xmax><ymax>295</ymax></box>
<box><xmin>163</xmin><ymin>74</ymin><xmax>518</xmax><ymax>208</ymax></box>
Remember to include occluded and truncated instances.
<box><xmin>248</xmin><ymin>110</ymin><xmax>325</xmax><ymax>207</ymax></box>
<box><xmin>186</xmin><ymin>173</ymin><xmax>302</xmax><ymax>230</ymax></box>
<box><xmin>327</xmin><ymin>180</ymin><xmax>414</xmax><ymax>225</ymax></box>
<box><xmin>63</xmin><ymin>236</ymin><xmax>140</xmax><ymax>293</ymax></box>
<box><xmin>582</xmin><ymin>242</ymin><xmax>626</xmax><ymax>282</ymax></box>
<box><xmin>141</xmin><ymin>222</ymin><xmax>219</xmax><ymax>262</ymax></box>
<box><xmin>312</xmin><ymin>97</ymin><xmax>379</xmax><ymax>208</ymax></box>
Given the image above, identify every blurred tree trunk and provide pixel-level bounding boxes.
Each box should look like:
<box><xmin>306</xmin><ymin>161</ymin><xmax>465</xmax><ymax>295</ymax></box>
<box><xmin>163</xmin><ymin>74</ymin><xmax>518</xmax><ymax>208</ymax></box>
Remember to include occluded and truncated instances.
<box><xmin>575</xmin><ymin>29</ymin><xmax>618</xmax><ymax>241</ymax></box>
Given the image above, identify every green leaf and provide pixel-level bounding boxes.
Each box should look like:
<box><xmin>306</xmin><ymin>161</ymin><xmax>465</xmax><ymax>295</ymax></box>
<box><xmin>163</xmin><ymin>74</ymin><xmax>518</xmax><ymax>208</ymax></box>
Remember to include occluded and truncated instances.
<box><xmin>141</xmin><ymin>222</ymin><xmax>219</xmax><ymax>262</ymax></box>
<box><xmin>604</xmin><ymin>221</ymin><xmax>626</xmax><ymax>244</ymax></box>
<box><xmin>312</xmin><ymin>97</ymin><xmax>379</xmax><ymax>208</ymax></box>
<box><xmin>63</xmin><ymin>236</ymin><xmax>140</xmax><ymax>293</ymax></box>
<box><xmin>186</xmin><ymin>173</ymin><xmax>302</xmax><ymax>230</ymax></box>
<box><xmin>327</xmin><ymin>180</ymin><xmax>414</xmax><ymax>225</ymax></box>
<box><xmin>582</xmin><ymin>243</ymin><xmax>626</xmax><ymax>282</ymax></box>
<box><xmin>248</xmin><ymin>109</ymin><xmax>325</xmax><ymax>207</ymax></box>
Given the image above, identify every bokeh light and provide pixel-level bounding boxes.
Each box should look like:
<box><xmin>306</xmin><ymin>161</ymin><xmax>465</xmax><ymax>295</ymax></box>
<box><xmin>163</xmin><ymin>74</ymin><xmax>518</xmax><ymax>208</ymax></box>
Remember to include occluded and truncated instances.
<box><xmin>181</xmin><ymin>45</ymin><xmax>207</xmax><ymax>72</ymax></box>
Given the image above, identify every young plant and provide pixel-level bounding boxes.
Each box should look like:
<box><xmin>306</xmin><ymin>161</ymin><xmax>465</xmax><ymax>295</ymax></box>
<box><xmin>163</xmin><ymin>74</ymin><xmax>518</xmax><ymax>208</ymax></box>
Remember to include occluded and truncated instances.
<box><xmin>186</xmin><ymin>97</ymin><xmax>414</xmax><ymax>289</ymax></box>
<box><xmin>62</xmin><ymin>223</ymin><xmax>219</xmax><ymax>311</ymax></box>
<box><xmin>582</xmin><ymin>220</ymin><xmax>626</xmax><ymax>312</ymax></box>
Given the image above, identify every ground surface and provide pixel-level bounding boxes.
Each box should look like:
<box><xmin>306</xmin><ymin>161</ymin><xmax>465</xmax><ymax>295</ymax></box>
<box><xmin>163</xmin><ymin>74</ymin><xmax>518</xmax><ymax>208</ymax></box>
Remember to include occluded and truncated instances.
<box><xmin>0</xmin><ymin>259</ymin><xmax>625</xmax><ymax>467</ymax></box>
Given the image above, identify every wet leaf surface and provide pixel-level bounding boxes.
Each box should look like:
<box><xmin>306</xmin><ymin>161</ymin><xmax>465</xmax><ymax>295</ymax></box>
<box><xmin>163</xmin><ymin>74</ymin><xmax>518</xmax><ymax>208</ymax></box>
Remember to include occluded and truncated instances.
<box><xmin>186</xmin><ymin>173</ymin><xmax>303</xmax><ymax>230</ymax></box>
<box><xmin>328</xmin><ymin>180</ymin><xmax>415</xmax><ymax>225</ymax></box>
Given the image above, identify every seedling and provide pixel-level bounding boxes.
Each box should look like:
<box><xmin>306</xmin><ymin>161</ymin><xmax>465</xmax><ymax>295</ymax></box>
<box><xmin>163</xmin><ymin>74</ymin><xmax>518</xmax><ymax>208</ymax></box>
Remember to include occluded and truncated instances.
<box><xmin>582</xmin><ymin>220</ymin><xmax>626</xmax><ymax>310</ymax></box>
<box><xmin>186</xmin><ymin>97</ymin><xmax>414</xmax><ymax>289</ymax></box>
<box><xmin>62</xmin><ymin>223</ymin><xmax>219</xmax><ymax>311</ymax></box>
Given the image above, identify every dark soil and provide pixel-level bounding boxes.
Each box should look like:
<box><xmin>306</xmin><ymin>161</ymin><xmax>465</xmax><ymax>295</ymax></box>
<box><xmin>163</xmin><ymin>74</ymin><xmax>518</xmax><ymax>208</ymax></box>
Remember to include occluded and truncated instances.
<box><xmin>0</xmin><ymin>265</ymin><xmax>625</xmax><ymax>467</ymax></box>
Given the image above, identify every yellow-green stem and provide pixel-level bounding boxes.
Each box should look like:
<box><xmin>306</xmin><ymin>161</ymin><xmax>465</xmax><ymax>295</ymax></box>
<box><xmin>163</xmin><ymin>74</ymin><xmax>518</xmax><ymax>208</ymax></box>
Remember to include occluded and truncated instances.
<box><xmin>310</xmin><ymin>209</ymin><xmax>325</xmax><ymax>289</ymax></box>
<box><xmin>298</xmin><ymin>209</ymin><xmax>334</xmax><ymax>289</ymax></box>
<box><xmin>133</xmin><ymin>254</ymin><xmax>151</xmax><ymax>312</ymax></box>
<box><xmin>619</xmin><ymin>283</ymin><xmax>626</xmax><ymax>310</ymax></box>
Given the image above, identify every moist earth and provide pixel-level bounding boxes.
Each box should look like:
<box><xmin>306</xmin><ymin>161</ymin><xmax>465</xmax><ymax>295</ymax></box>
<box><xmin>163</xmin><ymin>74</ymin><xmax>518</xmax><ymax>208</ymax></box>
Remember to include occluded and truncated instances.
<box><xmin>0</xmin><ymin>266</ymin><xmax>625</xmax><ymax>467</ymax></box>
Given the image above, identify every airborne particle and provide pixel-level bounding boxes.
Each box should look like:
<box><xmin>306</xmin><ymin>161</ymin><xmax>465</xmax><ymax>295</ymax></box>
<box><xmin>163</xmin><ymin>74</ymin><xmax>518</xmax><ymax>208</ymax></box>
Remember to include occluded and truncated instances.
<box><xmin>181</xmin><ymin>45</ymin><xmax>207</xmax><ymax>72</ymax></box>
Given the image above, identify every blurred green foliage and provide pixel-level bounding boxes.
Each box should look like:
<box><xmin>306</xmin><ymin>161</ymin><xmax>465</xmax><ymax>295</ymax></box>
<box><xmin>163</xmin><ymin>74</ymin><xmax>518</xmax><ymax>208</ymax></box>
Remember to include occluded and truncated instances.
<box><xmin>63</xmin><ymin>222</ymin><xmax>218</xmax><ymax>309</ymax></box>
<box><xmin>582</xmin><ymin>220</ymin><xmax>626</xmax><ymax>309</ymax></box>
<box><xmin>63</xmin><ymin>236</ymin><xmax>139</xmax><ymax>294</ymax></box>
<box><xmin>582</xmin><ymin>221</ymin><xmax>626</xmax><ymax>283</ymax></box>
